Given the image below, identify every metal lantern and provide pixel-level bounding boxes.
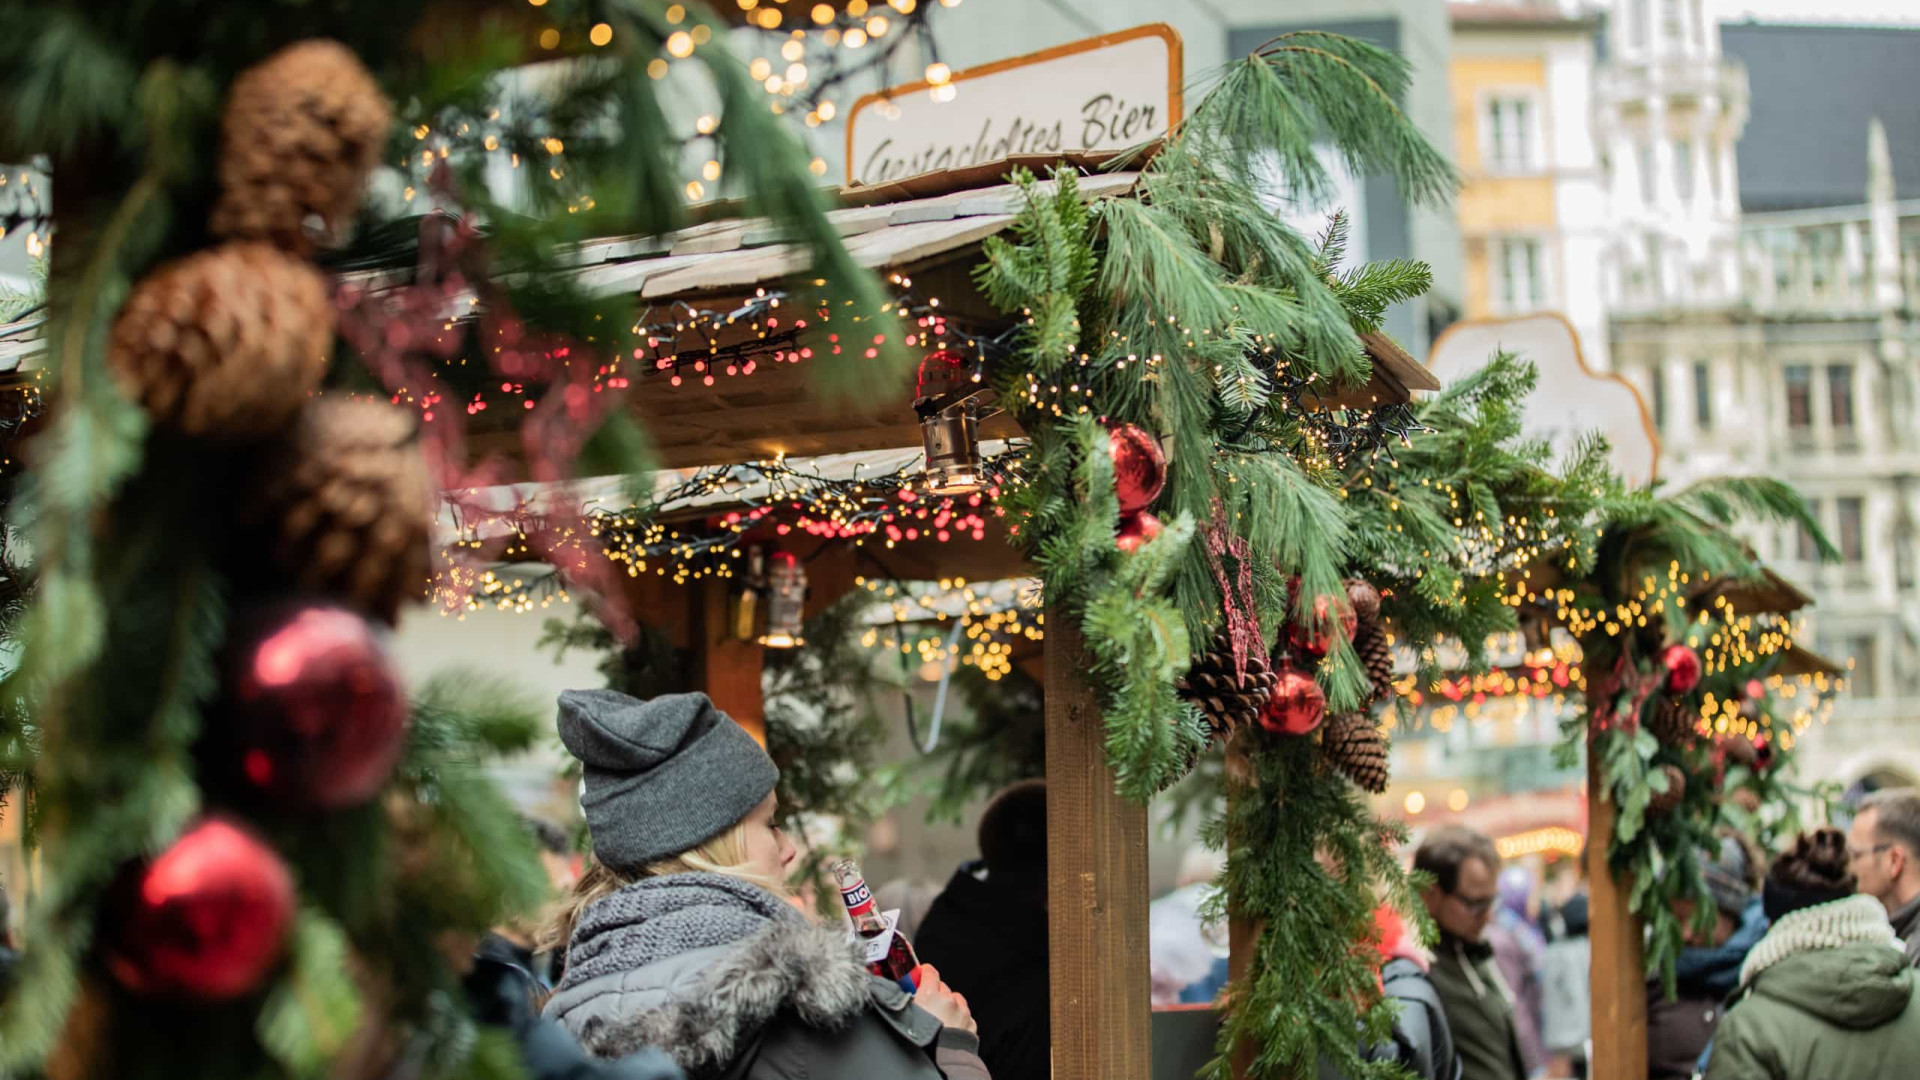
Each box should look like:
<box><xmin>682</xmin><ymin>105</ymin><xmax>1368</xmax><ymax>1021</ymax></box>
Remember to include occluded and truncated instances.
<box><xmin>914</xmin><ymin>348</ymin><xmax>997</xmax><ymax>496</ymax></box>
<box><xmin>758</xmin><ymin>550</ymin><xmax>806</xmax><ymax>649</ymax></box>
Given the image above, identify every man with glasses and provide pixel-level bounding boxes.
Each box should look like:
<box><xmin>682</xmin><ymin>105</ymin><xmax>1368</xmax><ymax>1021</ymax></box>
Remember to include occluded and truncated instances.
<box><xmin>1417</xmin><ymin>826</ymin><xmax>1526</xmax><ymax>1080</ymax></box>
<box><xmin>1847</xmin><ymin>787</ymin><xmax>1920</xmax><ymax>966</ymax></box>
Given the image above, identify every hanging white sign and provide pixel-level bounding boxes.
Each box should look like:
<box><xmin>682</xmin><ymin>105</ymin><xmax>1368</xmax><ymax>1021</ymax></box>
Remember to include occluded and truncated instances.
<box><xmin>1427</xmin><ymin>313</ymin><xmax>1661</xmax><ymax>488</ymax></box>
<box><xmin>844</xmin><ymin>24</ymin><xmax>1183</xmax><ymax>186</ymax></box>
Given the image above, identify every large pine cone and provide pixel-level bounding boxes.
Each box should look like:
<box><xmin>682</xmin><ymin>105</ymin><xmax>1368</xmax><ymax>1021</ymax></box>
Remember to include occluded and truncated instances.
<box><xmin>210</xmin><ymin>40</ymin><xmax>393</xmax><ymax>255</ymax></box>
<box><xmin>1323</xmin><ymin>712</ymin><xmax>1390</xmax><ymax>794</ymax></box>
<box><xmin>1177</xmin><ymin>633</ymin><xmax>1278</xmax><ymax>738</ymax></box>
<box><xmin>250</xmin><ymin>398</ymin><xmax>433</xmax><ymax>624</ymax></box>
<box><xmin>1354</xmin><ymin>619</ymin><xmax>1395</xmax><ymax>705</ymax></box>
<box><xmin>1649</xmin><ymin>700</ymin><xmax>1698</xmax><ymax>749</ymax></box>
<box><xmin>107</xmin><ymin>242</ymin><xmax>331</xmax><ymax>439</ymax></box>
<box><xmin>1648</xmin><ymin>764</ymin><xmax>1688</xmax><ymax>816</ymax></box>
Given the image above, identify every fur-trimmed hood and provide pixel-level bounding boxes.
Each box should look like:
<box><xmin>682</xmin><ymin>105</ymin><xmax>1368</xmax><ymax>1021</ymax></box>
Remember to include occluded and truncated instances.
<box><xmin>547</xmin><ymin>918</ymin><xmax>920</xmax><ymax>1074</ymax></box>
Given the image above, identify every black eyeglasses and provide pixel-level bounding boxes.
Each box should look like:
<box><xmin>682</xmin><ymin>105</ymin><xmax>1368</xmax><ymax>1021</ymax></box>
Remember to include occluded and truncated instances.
<box><xmin>1451</xmin><ymin>893</ymin><xmax>1497</xmax><ymax>916</ymax></box>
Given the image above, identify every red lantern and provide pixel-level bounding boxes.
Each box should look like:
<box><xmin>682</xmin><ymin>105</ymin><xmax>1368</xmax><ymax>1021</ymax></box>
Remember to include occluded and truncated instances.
<box><xmin>1115</xmin><ymin>511</ymin><xmax>1163</xmax><ymax>554</ymax></box>
<box><xmin>102</xmin><ymin>816</ymin><xmax>295</xmax><ymax>1000</ymax></box>
<box><xmin>1662</xmin><ymin>643</ymin><xmax>1702</xmax><ymax>695</ymax></box>
<box><xmin>1107</xmin><ymin>424</ymin><xmax>1166</xmax><ymax>514</ymax></box>
<box><xmin>215</xmin><ymin>602</ymin><xmax>409</xmax><ymax>809</ymax></box>
<box><xmin>1287</xmin><ymin>589</ymin><xmax>1358</xmax><ymax>657</ymax></box>
<box><xmin>1259</xmin><ymin>666</ymin><xmax>1326</xmax><ymax>736</ymax></box>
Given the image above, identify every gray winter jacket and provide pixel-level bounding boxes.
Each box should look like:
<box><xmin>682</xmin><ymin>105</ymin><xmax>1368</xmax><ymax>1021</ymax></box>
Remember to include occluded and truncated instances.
<box><xmin>545</xmin><ymin>892</ymin><xmax>989</xmax><ymax>1080</ymax></box>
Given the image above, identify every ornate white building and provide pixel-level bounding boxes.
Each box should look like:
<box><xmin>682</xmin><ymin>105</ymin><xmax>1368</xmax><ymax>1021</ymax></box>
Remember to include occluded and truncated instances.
<box><xmin>1600</xmin><ymin>6</ymin><xmax>1920</xmax><ymax>791</ymax></box>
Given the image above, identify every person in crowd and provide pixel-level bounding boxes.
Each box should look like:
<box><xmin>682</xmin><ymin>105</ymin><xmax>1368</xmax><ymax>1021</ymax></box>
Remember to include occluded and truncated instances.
<box><xmin>1417</xmin><ymin>825</ymin><xmax>1526</xmax><ymax>1080</ymax></box>
<box><xmin>1485</xmin><ymin>866</ymin><xmax>1545</xmax><ymax>1076</ymax></box>
<box><xmin>0</xmin><ymin>883</ymin><xmax>17</xmax><ymax>998</ymax></box>
<box><xmin>1149</xmin><ymin>844</ymin><xmax>1229</xmax><ymax>1005</ymax></box>
<box><xmin>1846</xmin><ymin>786</ymin><xmax>1920</xmax><ymax>966</ymax></box>
<box><xmin>1350</xmin><ymin>905</ymin><xmax>1463</xmax><ymax>1080</ymax></box>
<box><xmin>541</xmin><ymin>689</ymin><xmax>990</xmax><ymax>1080</ymax></box>
<box><xmin>914</xmin><ymin>780</ymin><xmax>1048</xmax><ymax>1080</ymax></box>
<box><xmin>1536</xmin><ymin>878</ymin><xmax>1588</xmax><ymax>1080</ymax></box>
<box><xmin>479</xmin><ymin>815</ymin><xmax>577</xmax><ymax>995</ymax></box>
<box><xmin>1646</xmin><ymin>834</ymin><xmax>1769</xmax><ymax>1080</ymax></box>
<box><xmin>1705</xmin><ymin>828</ymin><xmax>1920</xmax><ymax>1080</ymax></box>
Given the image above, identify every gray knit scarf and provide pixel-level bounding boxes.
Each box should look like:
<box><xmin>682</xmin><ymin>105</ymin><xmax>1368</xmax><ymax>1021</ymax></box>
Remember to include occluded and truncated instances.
<box><xmin>558</xmin><ymin>872</ymin><xmax>804</xmax><ymax>994</ymax></box>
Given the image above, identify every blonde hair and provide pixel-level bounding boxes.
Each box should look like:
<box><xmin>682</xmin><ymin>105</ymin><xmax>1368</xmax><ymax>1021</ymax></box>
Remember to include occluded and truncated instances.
<box><xmin>539</xmin><ymin>820</ymin><xmax>794</xmax><ymax>963</ymax></box>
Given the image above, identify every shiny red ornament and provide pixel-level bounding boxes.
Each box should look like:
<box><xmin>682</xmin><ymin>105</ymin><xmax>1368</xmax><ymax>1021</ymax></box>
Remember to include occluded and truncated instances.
<box><xmin>216</xmin><ymin>602</ymin><xmax>409</xmax><ymax>808</ymax></box>
<box><xmin>1287</xmin><ymin>590</ymin><xmax>1359</xmax><ymax>657</ymax></box>
<box><xmin>1107</xmin><ymin>424</ymin><xmax>1166</xmax><ymax>514</ymax></box>
<box><xmin>1259</xmin><ymin>666</ymin><xmax>1326</xmax><ymax>736</ymax></box>
<box><xmin>1662</xmin><ymin>643</ymin><xmax>1702</xmax><ymax>695</ymax></box>
<box><xmin>1115</xmin><ymin>511</ymin><xmax>1163</xmax><ymax>554</ymax></box>
<box><xmin>103</xmin><ymin>816</ymin><xmax>295</xmax><ymax>1000</ymax></box>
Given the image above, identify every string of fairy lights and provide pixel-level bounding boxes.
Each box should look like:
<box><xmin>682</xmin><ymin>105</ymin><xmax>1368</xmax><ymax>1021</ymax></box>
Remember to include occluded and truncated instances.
<box><xmin>852</xmin><ymin>575</ymin><xmax>1044</xmax><ymax>681</ymax></box>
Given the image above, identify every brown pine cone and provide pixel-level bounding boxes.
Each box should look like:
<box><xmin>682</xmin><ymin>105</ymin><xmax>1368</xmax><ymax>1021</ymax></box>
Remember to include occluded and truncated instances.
<box><xmin>1354</xmin><ymin>620</ymin><xmax>1396</xmax><ymax>705</ymax></box>
<box><xmin>1346</xmin><ymin>578</ymin><xmax>1382</xmax><ymax>625</ymax></box>
<box><xmin>1322</xmin><ymin>712</ymin><xmax>1390</xmax><ymax>794</ymax></box>
<box><xmin>1649</xmin><ymin>700</ymin><xmax>1699</xmax><ymax>749</ymax></box>
<box><xmin>107</xmin><ymin>242</ymin><xmax>331</xmax><ymax>439</ymax></box>
<box><xmin>210</xmin><ymin>40</ymin><xmax>393</xmax><ymax>255</ymax></box>
<box><xmin>1720</xmin><ymin>733</ymin><xmax>1760</xmax><ymax>769</ymax></box>
<box><xmin>249</xmin><ymin>398</ymin><xmax>433</xmax><ymax>624</ymax></box>
<box><xmin>1648</xmin><ymin>764</ymin><xmax>1688</xmax><ymax>815</ymax></box>
<box><xmin>1177</xmin><ymin>633</ymin><xmax>1278</xmax><ymax>738</ymax></box>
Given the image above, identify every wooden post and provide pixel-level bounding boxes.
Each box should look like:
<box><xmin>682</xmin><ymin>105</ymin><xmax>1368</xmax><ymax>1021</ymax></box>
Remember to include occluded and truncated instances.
<box><xmin>1045</xmin><ymin>607</ymin><xmax>1152</xmax><ymax>1080</ymax></box>
<box><xmin>1586</xmin><ymin>751</ymin><xmax>1646</xmax><ymax>1080</ymax></box>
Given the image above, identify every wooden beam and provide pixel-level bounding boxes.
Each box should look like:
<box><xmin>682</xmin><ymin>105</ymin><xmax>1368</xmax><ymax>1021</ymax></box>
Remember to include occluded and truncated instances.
<box><xmin>1225</xmin><ymin>735</ymin><xmax>1257</xmax><ymax>1080</ymax></box>
<box><xmin>1045</xmin><ymin>608</ymin><xmax>1151</xmax><ymax>1080</ymax></box>
<box><xmin>1586</xmin><ymin>750</ymin><xmax>1647</xmax><ymax>1080</ymax></box>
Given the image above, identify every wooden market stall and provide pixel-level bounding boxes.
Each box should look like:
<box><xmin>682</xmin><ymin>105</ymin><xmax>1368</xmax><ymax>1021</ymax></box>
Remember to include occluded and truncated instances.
<box><xmin>493</xmin><ymin>159</ymin><xmax>1440</xmax><ymax>1079</ymax></box>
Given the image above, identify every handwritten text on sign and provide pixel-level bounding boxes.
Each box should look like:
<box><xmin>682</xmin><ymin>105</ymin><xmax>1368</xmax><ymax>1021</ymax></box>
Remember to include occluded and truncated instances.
<box><xmin>845</xmin><ymin>25</ymin><xmax>1182</xmax><ymax>186</ymax></box>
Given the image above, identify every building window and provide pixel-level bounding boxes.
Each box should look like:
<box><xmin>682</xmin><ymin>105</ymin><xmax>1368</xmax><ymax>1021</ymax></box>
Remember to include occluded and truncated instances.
<box><xmin>1848</xmin><ymin>634</ymin><xmax>1878</xmax><ymax>699</ymax></box>
<box><xmin>1649</xmin><ymin>366</ymin><xmax>1667</xmax><ymax>432</ymax></box>
<box><xmin>1662</xmin><ymin>0</ymin><xmax>1685</xmax><ymax>40</ymax></box>
<box><xmin>1640</xmin><ymin>143</ymin><xmax>1658</xmax><ymax>204</ymax></box>
<box><xmin>1485</xmin><ymin>97</ymin><xmax>1536</xmax><ymax>172</ymax></box>
<box><xmin>1692</xmin><ymin>361</ymin><xmax>1712</xmax><ymax>430</ymax></box>
<box><xmin>1796</xmin><ymin>498</ymin><xmax>1822</xmax><ymax>562</ymax></box>
<box><xmin>1675</xmin><ymin>139</ymin><xmax>1694</xmax><ymax>201</ymax></box>
<box><xmin>1785</xmin><ymin>365</ymin><xmax>1813</xmax><ymax>432</ymax></box>
<box><xmin>1497</xmin><ymin>238</ymin><xmax>1546</xmax><ymax>312</ymax></box>
<box><xmin>1837</xmin><ymin>496</ymin><xmax>1865</xmax><ymax>564</ymax></box>
<box><xmin>1828</xmin><ymin>363</ymin><xmax>1855</xmax><ymax>435</ymax></box>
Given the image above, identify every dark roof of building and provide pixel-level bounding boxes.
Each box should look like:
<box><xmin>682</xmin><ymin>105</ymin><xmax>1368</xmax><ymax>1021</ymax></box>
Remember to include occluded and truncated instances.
<box><xmin>1721</xmin><ymin>22</ymin><xmax>1920</xmax><ymax>212</ymax></box>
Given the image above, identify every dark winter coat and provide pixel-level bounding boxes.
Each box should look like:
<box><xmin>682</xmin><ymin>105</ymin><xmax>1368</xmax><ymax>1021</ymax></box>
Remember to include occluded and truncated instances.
<box><xmin>914</xmin><ymin>862</ymin><xmax>1047</xmax><ymax>1080</ymax></box>
<box><xmin>1427</xmin><ymin>933</ymin><xmax>1525</xmax><ymax>1080</ymax></box>
<box><xmin>1645</xmin><ymin>899</ymin><xmax>1766</xmax><ymax>1080</ymax></box>
<box><xmin>466</xmin><ymin>946</ymin><xmax>684</xmax><ymax>1080</ymax></box>
<box><xmin>1374</xmin><ymin>957</ymin><xmax>1462</xmax><ymax>1080</ymax></box>
<box><xmin>1889</xmin><ymin>892</ymin><xmax>1920</xmax><ymax>968</ymax></box>
<box><xmin>545</xmin><ymin>874</ymin><xmax>990</xmax><ymax>1080</ymax></box>
<box><xmin>1705</xmin><ymin>895</ymin><xmax>1920</xmax><ymax>1080</ymax></box>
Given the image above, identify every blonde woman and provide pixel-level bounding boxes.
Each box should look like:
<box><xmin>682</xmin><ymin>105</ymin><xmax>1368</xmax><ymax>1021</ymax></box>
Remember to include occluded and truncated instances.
<box><xmin>541</xmin><ymin>690</ymin><xmax>990</xmax><ymax>1080</ymax></box>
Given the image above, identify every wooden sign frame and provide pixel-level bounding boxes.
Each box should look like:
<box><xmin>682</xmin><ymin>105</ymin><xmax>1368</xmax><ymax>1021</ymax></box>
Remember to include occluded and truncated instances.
<box><xmin>844</xmin><ymin>22</ymin><xmax>1184</xmax><ymax>186</ymax></box>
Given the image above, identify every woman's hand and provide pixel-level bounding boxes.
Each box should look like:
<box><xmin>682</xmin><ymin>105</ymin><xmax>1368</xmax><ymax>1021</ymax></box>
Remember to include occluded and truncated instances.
<box><xmin>911</xmin><ymin>964</ymin><xmax>977</xmax><ymax>1036</ymax></box>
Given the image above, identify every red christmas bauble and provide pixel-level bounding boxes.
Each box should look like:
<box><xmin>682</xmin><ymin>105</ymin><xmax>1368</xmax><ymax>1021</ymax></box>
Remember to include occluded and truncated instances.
<box><xmin>1107</xmin><ymin>424</ymin><xmax>1166</xmax><ymax>514</ymax></box>
<box><xmin>1287</xmin><ymin>590</ymin><xmax>1359</xmax><ymax>657</ymax></box>
<box><xmin>1115</xmin><ymin>511</ymin><xmax>1164</xmax><ymax>554</ymax></box>
<box><xmin>914</xmin><ymin>348</ymin><xmax>971</xmax><ymax>405</ymax></box>
<box><xmin>216</xmin><ymin>602</ymin><xmax>409</xmax><ymax>808</ymax></box>
<box><xmin>103</xmin><ymin>816</ymin><xmax>295</xmax><ymax>999</ymax></box>
<box><xmin>1259</xmin><ymin>666</ymin><xmax>1326</xmax><ymax>736</ymax></box>
<box><xmin>1662</xmin><ymin>643</ymin><xmax>1702</xmax><ymax>695</ymax></box>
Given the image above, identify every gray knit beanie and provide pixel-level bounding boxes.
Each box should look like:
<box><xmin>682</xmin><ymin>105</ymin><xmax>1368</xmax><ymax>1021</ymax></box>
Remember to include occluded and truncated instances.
<box><xmin>556</xmin><ymin>689</ymin><xmax>779</xmax><ymax>874</ymax></box>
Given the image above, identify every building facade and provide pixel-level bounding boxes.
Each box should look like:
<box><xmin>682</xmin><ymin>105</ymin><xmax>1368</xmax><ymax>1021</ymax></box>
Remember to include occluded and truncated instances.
<box><xmin>1599</xmin><ymin>11</ymin><xmax>1920</xmax><ymax>791</ymax></box>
